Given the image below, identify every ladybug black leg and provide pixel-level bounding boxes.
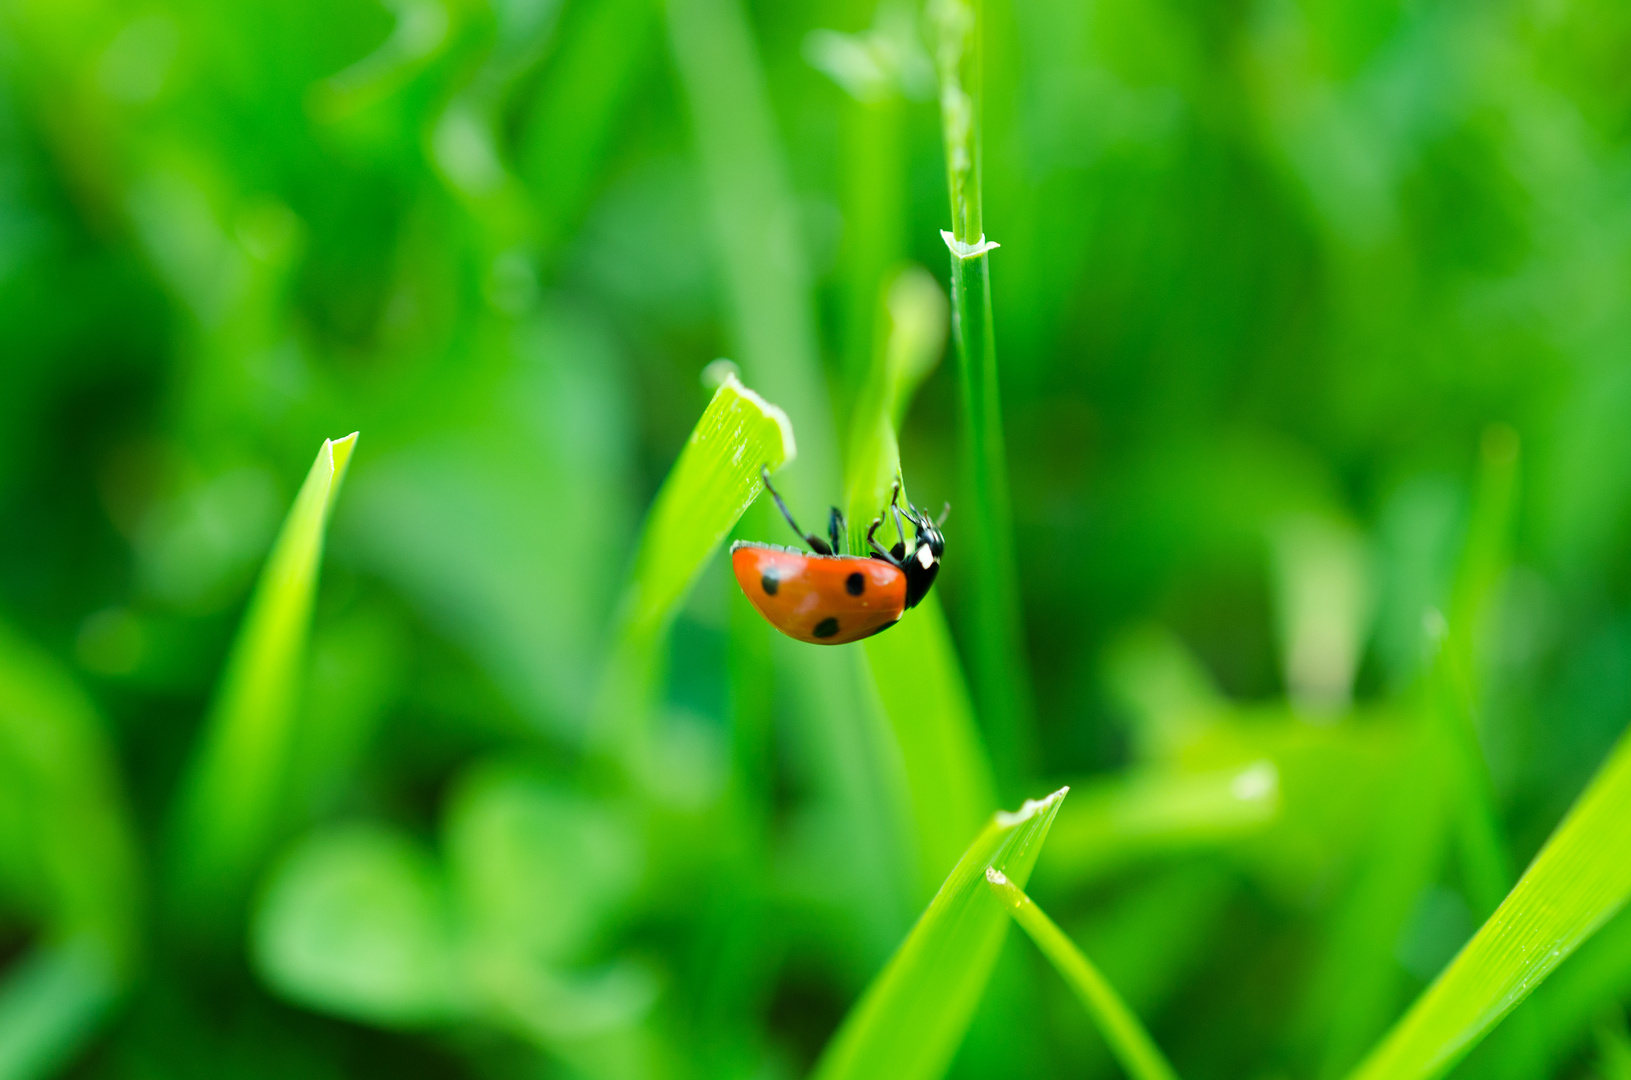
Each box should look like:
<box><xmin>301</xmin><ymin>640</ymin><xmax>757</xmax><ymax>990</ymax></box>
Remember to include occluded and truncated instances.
<box><xmin>761</xmin><ymin>466</ymin><xmax>833</xmax><ymax>555</ymax></box>
<box><xmin>867</xmin><ymin>518</ymin><xmax>905</xmax><ymax>568</ymax></box>
<box><xmin>828</xmin><ymin>507</ymin><xmax>848</xmax><ymax>555</ymax></box>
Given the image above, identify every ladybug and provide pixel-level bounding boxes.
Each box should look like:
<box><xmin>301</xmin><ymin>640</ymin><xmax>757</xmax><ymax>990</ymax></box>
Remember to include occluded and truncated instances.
<box><xmin>731</xmin><ymin>467</ymin><xmax>947</xmax><ymax>645</ymax></box>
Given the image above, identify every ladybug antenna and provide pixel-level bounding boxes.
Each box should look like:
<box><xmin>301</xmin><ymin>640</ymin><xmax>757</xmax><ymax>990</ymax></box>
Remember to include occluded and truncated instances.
<box><xmin>936</xmin><ymin>502</ymin><xmax>951</xmax><ymax>527</ymax></box>
<box><xmin>760</xmin><ymin>465</ymin><xmax>833</xmax><ymax>555</ymax></box>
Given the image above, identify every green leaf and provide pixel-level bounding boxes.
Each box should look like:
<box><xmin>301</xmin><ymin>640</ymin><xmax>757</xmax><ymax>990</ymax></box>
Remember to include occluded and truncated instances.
<box><xmin>0</xmin><ymin>945</ymin><xmax>119</xmax><ymax>1080</ymax></box>
<box><xmin>594</xmin><ymin>374</ymin><xmax>793</xmax><ymax>760</ymax></box>
<box><xmin>444</xmin><ymin>760</ymin><xmax>641</xmax><ymax>967</ymax></box>
<box><xmin>252</xmin><ymin>823</ymin><xmax>462</xmax><ymax>1028</ymax></box>
<box><xmin>168</xmin><ymin>433</ymin><xmax>358</xmax><ymax>930</ymax></box>
<box><xmin>812</xmin><ymin>787</ymin><xmax>1067</xmax><ymax>1080</ymax></box>
<box><xmin>1345</xmin><ymin>720</ymin><xmax>1631</xmax><ymax>1080</ymax></box>
<box><xmin>0</xmin><ymin>621</ymin><xmax>140</xmax><ymax>1080</ymax></box>
<box><xmin>0</xmin><ymin>621</ymin><xmax>140</xmax><ymax>962</ymax></box>
<box><xmin>253</xmin><ymin>788</ymin><xmax>660</xmax><ymax>1070</ymax></box>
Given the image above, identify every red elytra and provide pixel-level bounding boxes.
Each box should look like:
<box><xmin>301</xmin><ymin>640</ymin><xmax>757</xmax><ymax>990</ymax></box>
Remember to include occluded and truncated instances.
<box><xmin>731</xmin><ymin>543</ymin><xmax>907</xmax><ymax>645</ymax></box>
<box><xmin>731</xmin><ymin>468</ymin><xmax>946</xmax><ymax>647</ymax></box>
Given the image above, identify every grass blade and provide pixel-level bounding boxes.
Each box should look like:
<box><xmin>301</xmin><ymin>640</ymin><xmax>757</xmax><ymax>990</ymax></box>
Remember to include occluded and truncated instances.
<box><xmin>594</xmin><ymin>375</ymin><xmax>794</xmax><ymax>761</ymax></box>
<box><xmin>861</xmin><ymin>600</ymin><xmax>994</xmax><ymax>892</ymax></box>
<box><xmin>1431</xmin><ymin>427</ymin><xmax>1523</xmax><ymax>919</ymax></box>
<box><xmin>844</xmin><ymin>265</ymin><xmax>995</xmax><ymax>891</ymax></box>
<box><xmin>812</xmin><ymin>786</ymin><xmax>1067</xmax><ymax>1080</ymax></box>
<box><xmin>1345</xmin><ymin>720</ymin><xmax>1631</xmax><ymax>1080</ymax></box>
<box><xmin>928</xmin><ymin>0</ymin><xmax>1036</xmax><ymax>787</ymax></box>
<box><xmin>984</xmin><ymin>869</ymin><xmax>1180</xmax><ymax>1080</ymax></box>
<box><xmin>1500</xmin><ymin>905</ymin><xmax>1631</xmax><ymax>1073</ymax></box>
<box><xmin>168</xmin><ymin>433</ymin><xmax>358</xmax><ymax>931</ymax></box>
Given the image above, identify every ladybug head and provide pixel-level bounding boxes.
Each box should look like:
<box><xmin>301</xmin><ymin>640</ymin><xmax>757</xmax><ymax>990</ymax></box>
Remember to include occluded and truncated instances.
<box><xmin>899</xmin><ymin>500</ymin><xmax>947</xmax><ymax>609</ymax></box>
<box><xmin>912</xmin><ymin>503</ymin><xmax>947</xmax><ymax>559</ymax></box>
<box><xmin>866</xmin><ymin>483</ymin><xmax>949</xmax><ymax>610</ymax></box>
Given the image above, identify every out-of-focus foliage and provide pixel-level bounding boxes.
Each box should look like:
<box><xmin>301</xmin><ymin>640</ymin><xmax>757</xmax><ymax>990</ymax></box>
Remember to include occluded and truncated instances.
<box><xmin>4</xmin><ymin>0</ymin><xmax>1631</xmax><ymax>1074</ymax></box>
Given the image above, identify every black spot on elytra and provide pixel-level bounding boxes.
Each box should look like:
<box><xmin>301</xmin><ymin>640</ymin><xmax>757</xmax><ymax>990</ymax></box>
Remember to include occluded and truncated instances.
<box><xmin>761</xmin><ymin>573</ymin><xmax>779</xmax><ymax>595</ymax></box>
<box><xmin>813</xmin><ymin>617</ymin><xmax>840</xmax><ymax>639</ymax></box>
<box><xmin>845</xmin><ymin>572</ymin><xmax>865</xmax><ymax>596</ymax></box>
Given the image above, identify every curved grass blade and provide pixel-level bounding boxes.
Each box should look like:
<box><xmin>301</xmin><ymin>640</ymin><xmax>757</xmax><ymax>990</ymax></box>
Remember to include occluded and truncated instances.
<box><xmin>844</xmin><ymin>265</ymin><xmax>994</xmax><ymax>892</ymax></box>
<box><xmin>812</xmin><ymin>787</ymin><xmax>1067</xmax><ymax>1080</ymax></box>
<box><xmin>984</xmin><ymin>869</ymin><xmax>1180</xmax><ymax>1080</ymax></box>
<box><xmin>168</xmin><ymin>433</ymin><xmax>358</xmax><ymax>932</ymax></box>
<box><xmin>860</xmin><ymin>598</ymin><xmax>994</xmax><ymax>893</ymax></box>
<box><xmin>1433</xmin><ymin>426</ymin><xmax>1523</xmax><ymax>919</ymax></box>
<box><xmin>1345</xmin><ymin>720</ymin><xmax>1631</xmax><ymax>1080</ymax></box>
<box><xmin>593</xmin><ymin>374</ymin><xmax>794</xmax><ymax>761</ymax></box>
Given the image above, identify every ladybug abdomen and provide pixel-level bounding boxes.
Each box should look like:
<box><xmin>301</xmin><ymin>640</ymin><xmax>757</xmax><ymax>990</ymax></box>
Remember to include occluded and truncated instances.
<box><xmin>730</xmin><ymin>542</ymin><xmax>907</xmax><ymax>646</ymax></box>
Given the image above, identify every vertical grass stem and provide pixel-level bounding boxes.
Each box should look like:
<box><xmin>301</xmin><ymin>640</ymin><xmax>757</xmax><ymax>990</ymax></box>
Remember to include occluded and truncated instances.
<box><xmin>948</xmin><ymin>243</ymin><xmax>1035</xmax><ymax>783</ymax></box>
<box><xmin>931</xmin><ymin>0</ymin><xmax>1036</xmax><ymax>784</ymax></box>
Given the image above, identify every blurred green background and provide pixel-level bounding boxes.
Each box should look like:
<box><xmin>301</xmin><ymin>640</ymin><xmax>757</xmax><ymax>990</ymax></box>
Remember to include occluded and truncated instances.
<box><xmin>4</xmin><ymin>0</ymin><xmax>1631</xmax><ymax>1075</ymax></box>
